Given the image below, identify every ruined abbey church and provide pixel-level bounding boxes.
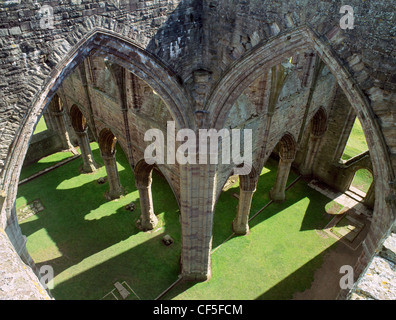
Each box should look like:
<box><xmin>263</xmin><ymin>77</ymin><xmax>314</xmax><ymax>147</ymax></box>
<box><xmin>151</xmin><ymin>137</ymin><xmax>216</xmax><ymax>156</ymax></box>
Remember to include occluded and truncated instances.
<box><xmin>0</xmin><ymin>0</ymin><xmax>395</xmax><ymax>300</ymax></box>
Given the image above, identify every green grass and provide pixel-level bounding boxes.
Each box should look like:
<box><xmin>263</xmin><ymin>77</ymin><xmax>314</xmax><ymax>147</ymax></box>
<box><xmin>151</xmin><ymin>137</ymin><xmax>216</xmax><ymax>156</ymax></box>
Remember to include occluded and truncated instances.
<box><xmin>163</xmin><ymin>161</ymin><xmax>337</xmax><ymax>300</ymax></box>
<box><xmin>17</xmin><ymin>142</ymin><xmax>181</xmax><ymax>300</ymax></box>
<box><xmin>18</xmin><ymin>152</ymin><xmax>340</xmax><ymax>300</ymax></box>
<box><xmin>350</xmin><ymin>169</ymin><xmax>373</xmax><ymax>194</ymax></box>
<box><xmin>342</xmin><ymin>118</ymin><xmax>369</xmax><ymax>161</ymax></box>
<box><xmin>339</xmin><ymin>118</ymin><xmax>373</xmax><ymax>193</ymax></box>
<box><xmin>33</xmin><ymin>117</ymin><xmax>48</xmax><ymax>135</ymax></box>
<box><xmin>19</xmin><ymin>150</ymin><xmax>75</xmax><ymax>181</ymax></box>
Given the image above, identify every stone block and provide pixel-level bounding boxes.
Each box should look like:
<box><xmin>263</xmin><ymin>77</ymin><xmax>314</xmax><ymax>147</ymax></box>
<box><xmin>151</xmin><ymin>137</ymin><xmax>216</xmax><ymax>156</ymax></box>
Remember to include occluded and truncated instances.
<box><xmin>380</xmin><ymin>232</ymin><xmax>396</xmax><ymax>263</ymax></box>
<box><xmin>9</xmin><ymin>26</ymin><xmax>21</xmax><ymax>35</ymax></box>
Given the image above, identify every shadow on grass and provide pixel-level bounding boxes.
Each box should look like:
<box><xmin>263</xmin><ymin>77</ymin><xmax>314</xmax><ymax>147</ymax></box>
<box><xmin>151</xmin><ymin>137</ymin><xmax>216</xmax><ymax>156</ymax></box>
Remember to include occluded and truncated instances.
<box><xmin>255</xmin><ymin>232</ymin><xmax>364</xmax><ymax>300</ymax></box>
<box><xmin>19</xmin><ymin>150</ymin><xmax>76</xmax><ymax>181</ymax></box>
<box><xmin>212</xmin><ymin>157</ymin><xmax>332</xmax><ymax>250</ymax></box>
<box><xmin>49</xmin><ymin>231</ymin><xmax>182</xmax><ymax>300</ymax></box>
<box><xmin>249</xmin><ymin>177</ymin><xmax>336</xmax><ymax>233</ymax></box>
<box><xmin>18</xmin><ymin>143</ymin><xmax>181</xmax><ymax>300</ymax></box>
<box><xmin>159</xmin><ymin>158</ymin><xmax>345</xmax><ymax>300</ymax></box>
<box><xmin>19</xmin><ymin>148</ymin><xmax>357</xmax><ymax>300</ymax></box>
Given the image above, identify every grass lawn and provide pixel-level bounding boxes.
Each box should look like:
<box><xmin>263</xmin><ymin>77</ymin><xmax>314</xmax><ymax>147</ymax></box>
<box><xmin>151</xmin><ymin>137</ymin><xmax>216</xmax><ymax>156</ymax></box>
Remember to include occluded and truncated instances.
<box><xmin>341</xmin><ymin>118</ymin><xmax>372</xmax><ymax>193</ymax></box>
<box><xmin>350</xmin><ymin>169</ymin><xmax>373</xmax><ymax>194</ymax></box>
<box><xmin>17</xmin><ymin>150</ymin><xmax>339</xmax><ymax>300</ymax></box>
<box><xmin>17</xmin><ymin>142</ymin><xmax>181</xmax><ymax>300</ymax></box>
<box><xmin>342</xmin><ymin>118</ymin><xmax>369</xmax><ymax>161</ymax></box>
<box><xmin>33</xmin><ymin>116</ymin><xmax>48</xmax><ymax>135</ymax></box>
<box><xmin>163</xmin><ymin>159</ymin><xmax>338</xmax><ymax>300</ymax></box>
<box><xmin>19</xmin><ymin>150</ymin><xmax>76</xmax><ymax>181</ymax></box>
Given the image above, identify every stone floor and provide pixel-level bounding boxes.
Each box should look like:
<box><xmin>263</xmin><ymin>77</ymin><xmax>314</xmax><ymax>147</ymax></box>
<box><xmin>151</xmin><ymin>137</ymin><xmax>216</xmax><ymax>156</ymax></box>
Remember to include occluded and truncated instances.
<box><xmin>304</xmin><ymin>178</ymin><xmax>395</xmax><ymax>300</ymax></box>
<box><xmin>308</xmin><ymin>179</ymin><xmax>372</xmax><ymax>217</ymax></box>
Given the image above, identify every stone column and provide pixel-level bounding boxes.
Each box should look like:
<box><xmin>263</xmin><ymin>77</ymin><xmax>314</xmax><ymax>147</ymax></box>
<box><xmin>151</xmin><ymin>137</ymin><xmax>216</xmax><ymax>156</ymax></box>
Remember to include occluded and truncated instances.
<box><xmin>136</xmin><ymin>183</ymin><xmax>158</xmax><ymax>231</ymax></box>
<box><xmin>75</xmin><ymin>129</ymin><xmax>97</xmax><ymax>173</ymax></box>
<box><xmin>42</xmin><ymin>109</ymin><xmax>56</xmax><ymax>131</ymax></box>
<box><xmin>179</xmin><ymin>163</ymin><xmax>217</xmax><ymax>282</ymax></box>
<box><xmin>269</xmin><ymin>158</ymin><xmax>294</xmax><ymax>202</ymax></box>
<box><xmin>51</xmin><ymin>110</ymin><xmax>73</xmax><ymax>150</ymax></box>
<box><xmin>232</xmin><ymin>172</ymin><xmax>258</xmax><ymax>235</ymax></box>
<box><xmin>232</xmin><ymin>189</ymin><xmax>256</xmax><ymax>235</ymax></box>
<box><xmin>101</xmin><ymin>153</ymin><xmax>123</xmax><ymax>200</ymax></box>
<box><xmin>299</xmin><ymin>133</ymin><xmax>322</xmax><ymax>176</ymax></box>
<box><xmin>363</xmin><ymin>183</ymin><xmax>375</xmax><ymax>210</ymax></box>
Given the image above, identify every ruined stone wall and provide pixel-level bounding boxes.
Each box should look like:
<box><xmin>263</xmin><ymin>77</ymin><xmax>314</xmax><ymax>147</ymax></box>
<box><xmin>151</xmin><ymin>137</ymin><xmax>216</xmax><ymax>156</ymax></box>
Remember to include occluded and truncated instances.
<box><xmin>298</xmin><ymin>88</ymin><xmax>370</xmax><ymax>192</ymax></box>
<box><xmin>0</xmin><ymin>0</ymin><xmax>395</xmax><ymax>298</ymax></box>
<box><xmin>347</xmin><ymin>221</ymin><xmax>396</xmax><ymax>300</ymax></box>
<box><xmin>22</xmin><ymin>129</ymin><xmax>63</xmax><ymax>167</ymax></box>
<box><xmin>59</xmin><ymin>57</ymin><xmax>181</xmax><ymax>200</ymax></box>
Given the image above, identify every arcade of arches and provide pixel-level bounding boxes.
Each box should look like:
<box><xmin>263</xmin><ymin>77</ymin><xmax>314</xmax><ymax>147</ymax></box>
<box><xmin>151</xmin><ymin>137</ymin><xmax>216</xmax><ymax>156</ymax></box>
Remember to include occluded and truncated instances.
<box><xmin>0</xmin><ymin>1</ymin><xmax>395</xmax><ymax>300</ymax></box>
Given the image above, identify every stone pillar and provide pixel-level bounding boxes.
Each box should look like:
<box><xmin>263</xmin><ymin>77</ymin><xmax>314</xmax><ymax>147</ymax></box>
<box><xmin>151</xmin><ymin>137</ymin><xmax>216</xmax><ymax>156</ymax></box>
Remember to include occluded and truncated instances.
<box><xmin>232</xmin><ymin>189</ymin><xmax>256</xmax><ymax>235</ymax></box>
<box><xmin>136</xmin><ymin>184</ymin><xmax>158</xmax><ymax>231</ymax></box>
<box><xmin>101</xmin><ymin>153</ymin><xmax>123</xmax><ymax>200</ymax></box>
<box><xmin>269</xmin><ymin>158</ymin><xmax>294</xmax><ymax>202</ymax></box>
<box><xmin>42</xmin><ymin>109</ymin><xmax>56</xmax><ymax>131</ymax></box>
<box><xmin>75</xmin><ymin>129</ymin><xmax>97</xmax><ymax>173</ymax></box>
<box><xmin>363</xmin><ymin>183</ymin><xmax>375</xmax><ymax>210</ymax></box>
<box><xmin>51</xmin><ymin>110</ymin><xmax>73</xmax><ymax>150</ymax></box>
<box><xmin>232</xmin><ymin>172</ymin><xmax>259</xmax><ymax>235</ymax></box>
<box><xmin>299</xmin><ymin>133</ymin><xmax>322</xmax><ymax>176</ymax></box>
<box><xmin>179</xmin><ymin>163</ymin><xmax>217</xmax><ymax>282</ymax></box>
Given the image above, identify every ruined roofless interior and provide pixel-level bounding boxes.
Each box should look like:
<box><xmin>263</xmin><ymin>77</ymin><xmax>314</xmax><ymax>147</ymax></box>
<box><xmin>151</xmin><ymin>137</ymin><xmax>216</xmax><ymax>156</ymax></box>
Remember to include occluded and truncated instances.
<box><xmin>0</xmin><ymin>0</ymin><xmax>395</xmax><ymax>300</ymax></box>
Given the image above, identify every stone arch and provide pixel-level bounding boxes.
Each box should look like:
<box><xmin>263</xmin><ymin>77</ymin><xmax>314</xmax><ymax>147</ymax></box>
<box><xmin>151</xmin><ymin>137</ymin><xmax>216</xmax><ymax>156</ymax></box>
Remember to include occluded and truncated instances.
<box><xmin>0</xmin><ymin>27</ymin><xmax>192</xmax><ymax>228</ymax></box>
<box><xmin>70</xmin><ymin>104</ymin><xmax>88</xmax><ymax>133</ymax></box>
<box><xmin>278</xmin><ymin>133</ymin><xmax>297</xmax><ymax>160</ymax></box>
<box><xmin>134</xmin><ymin>159</ymin><xmax>181</xmax><ymax>210</ymax></box>
<box><xmin>348</xmin><ymin>165</ymin><xmax>374</xmax><ymax>191</ymax></box>
<box><xmin>205</xmin><ymin>25</ymin><xmax>394</xmax><ymax>281</ymax></box>
<box><xmin>46</xmin><ymin>93</ymin><xmax>73</xmax><ymax>150</ymax></box>
<box><xmin>269</xmin><ymin>133</ymin><xmax>298</xmax><ymax>203</ymax></box>
<box><xmin>134</xmin><ymin>159</ymin><xmax>155</xmax><ymax>189</ymax></box>
<box><xmin>98</xmin><ymin>128</ymin><xmax>117</xmax><ymax>157</ymax></box>
<box><xmin>207</xmin><ymin>27</ymin><xmax>310</xmax><ymax>128</ymax></box>
<box><xmin>349</xmin><ymin>167</ymin><xmax>375</xmax><ymax>207</ymax></box>
<box><xmin>311</xmin><ymin>107</ymin><xmax>328</xmax><ymax>137</ymax></box>
<box><xmin>299</xmin><ymin>107</ymin><xmax>328</xmax><ymax>177</ymax></box>
<box><xmin>239</xmin><ymin>165</ymin><xmax>259</xmax><ymax>192</ymax></box>
<box><xmin>48</xmin><ymin>93</ymin><xmax>63</xmax><ymax>113</ymax></box>
<box><xmin>206</xmin><ymin>25</ymin><xmax>392</xmax><ymax>184</ymax></box>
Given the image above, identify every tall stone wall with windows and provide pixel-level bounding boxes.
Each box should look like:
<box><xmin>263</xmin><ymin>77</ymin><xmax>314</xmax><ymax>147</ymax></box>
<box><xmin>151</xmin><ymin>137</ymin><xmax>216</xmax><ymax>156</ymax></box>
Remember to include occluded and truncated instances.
<box><xmin>0</xmin><ymin>0</ymin><xmax>394</xmax><ymax>299</ymax></box>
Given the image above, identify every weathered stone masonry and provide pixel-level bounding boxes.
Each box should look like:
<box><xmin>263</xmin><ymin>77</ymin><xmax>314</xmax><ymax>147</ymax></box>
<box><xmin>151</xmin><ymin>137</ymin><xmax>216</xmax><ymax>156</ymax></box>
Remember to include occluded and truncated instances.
<box><xmin>0</xmin><ymin>1</ymin><xmax>395</xmax><ymax>298</ymax></box>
